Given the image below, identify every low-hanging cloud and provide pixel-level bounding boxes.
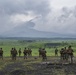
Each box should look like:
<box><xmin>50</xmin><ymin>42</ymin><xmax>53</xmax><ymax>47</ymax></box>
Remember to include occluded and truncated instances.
<box><xmin>33</xmin><ymin>6</ymin><xmax>76</xmax><ymax>35</ymax></box>
<box><xmin>0</xmin><ymin>0</ymin><xmax>50</xmax><ymax>34</ymax></box>
<box><xmin>0</xmin><ymin>0</ymin><xmax>76</xmax><ymax>37</ymax></box>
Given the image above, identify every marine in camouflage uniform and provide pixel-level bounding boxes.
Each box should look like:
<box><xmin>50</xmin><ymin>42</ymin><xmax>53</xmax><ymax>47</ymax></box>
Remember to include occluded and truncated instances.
<box><xmin>10</xmin><ymin>48</ymin><xmax>14</xmax><ymax>60</ymax></box>
<box><xmin>55</xmin><ymin>48</ymin><xmax>58</xmax><ymax>56</ymax></box>
<box><xmin>27</xmin><ymin>48</ymin><xmax>32</xmax><ymax>57</ymax></box>
<box><xmin>63</xmin><ymin>47</ymin><xmax>68</xmax><ymax>61</ymax></box>
<box><xmin>60</xmin><ymin>48</ymin><xmax>64</xmax><ymax>61</ymax></box>
<box><xmin>0</xmin><ymin>48</ymin><xmax>3</xmax><ymax>60</ymax></box>
<box><xmin>12</xmin><ymin>48</ymin><xmax>18</xmax><ymax>60</ymax></box>
<box><xmin>67</xmin><ymin>46</ymin><xmax>74</xmax><ymax>63</ymax></box>
<box><xmin>38</xmin><ymin>48</ymin><xmax>42</xmax><ymax>57</ymax></box>
<box><xmin>23</xmin><ymin>48</ymin><xmax>28</xmax><ymax>59</ymax></box>
<box><xmin>41</xmin><ymin>48</ymin><xmax>47</xmax><ymax>61</ymax></box>
<box><xmin>18</xmin><ymin>48</ymin><xmax>22</xmax><ymax>57</ymax></box>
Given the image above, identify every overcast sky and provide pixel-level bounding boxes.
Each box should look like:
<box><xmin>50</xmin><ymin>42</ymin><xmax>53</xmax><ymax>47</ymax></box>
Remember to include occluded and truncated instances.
<box><xmin>0</xmin><ymin>0</ymin><xmax>76</xmax><ymax>36</ymax></box>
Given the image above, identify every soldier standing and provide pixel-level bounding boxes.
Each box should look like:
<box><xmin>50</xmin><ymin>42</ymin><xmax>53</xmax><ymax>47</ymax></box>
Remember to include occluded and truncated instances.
<box><xmin>28</xmin><ymin>48</ymin><xmax>30</xmax><ymax>57</ymax></box>
<box><xmin>0</xmin><ymin>48</ymin><xmax>3</xmax><ymax>60</ymax></box>
<box><xmin>55</xmin><ymin>48</ymin><xmax>58</xmax><ymax>56</ymax></box>
<box><xmin>60</xmin><ymin>48</ymin><xmax>64</xmax><ymax>61</ymax></box>
<box><xmin>27</xmin><ymin>48</ymin><xmax>32</xmax><ymax>57</ymax></box>
<box><xmin>38</xmin><ymin>48</ymin><xmax>42</xmax><ymax>57</ymax></box>
<box><xmin>41</xmin><ymin>48</ymin><xmax>47</xmax><ymax>61</ymax></box>
<box><xmin>18</xmin><ymin>48</ymin><xmax>22</xmax><ymax>57</ymax></box>
<box><xmin>10</xmin><ymin>48</ymin><xmax>14</xmax><ymax>60</ymax></box>
<box><xmin>29</xmin><ymin>48</ymin><xmax>32</xmax><ymax>56</ymax></box>
<box><xmin>12</xmin><ymin>48</ymin><xmax>18</xmax><ymax>60</ymax></box>
<box><xmin>63</xmin><ymin>47</ymin><xmax>68</xmax><ymax>61</ymax></box>
<box><xmin>23</xmin><ymin>48</ymin><xmax>28</xmax><ymax>59</ymax></box>
<box><xmin>67</xmin><ymin>46</ymin><xmax>74</xmax><ymax>63</ymax></box>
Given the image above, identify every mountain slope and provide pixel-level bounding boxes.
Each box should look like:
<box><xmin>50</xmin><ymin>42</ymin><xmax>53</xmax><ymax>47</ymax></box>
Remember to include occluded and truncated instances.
<box><xmin>1</xmin><ymin>21</ymin><xmax>62</xmax><ymax>37</ymax></box>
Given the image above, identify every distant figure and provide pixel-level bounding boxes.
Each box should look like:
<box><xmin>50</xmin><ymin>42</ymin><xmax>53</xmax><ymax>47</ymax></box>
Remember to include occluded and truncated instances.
<box><xmin>27</xmin><ymin>48</ymin><xmax>32</xmax><ymax>57</ymax></box>
<box><xmin>55</xmin><ymin>48</ymin><xmax>58</xmax><ymax>56</ymax></box>
<box><xmin>23</xmin><ymin>48</ymin><xmax>28</xmax><ymax>59</ymax></box>
<box><xmin>0</xmin><ymin>48</ymin><xmax>3</xmax><ymax>60</ymax></box>
<box><xmin>12</xmin><ymin>48</ymin><xmax>18</xmax><ymax>60</ymax></box>
<box><xmin>10</xmin><ymin>48</ymin><xmax>14</xmax><ymax>60</ymax></box>
<box><xmin>60</xmin><ymin>48</ymin><xmax>64</xmax><ymax>61</ymax></box>
<box><xmin>41</xmin><ymin>48</ymin><xmax>47</xmax><ymax>61</ymax></box>
<box><xmin>38</xmin><ymin>48</ymin><xmax>42</xmax><ymax>57</ymax></box>
<box><xmin>67</xmin><ymin>46</ymin><xmax>74</xmax><ymax>63</ymax></box>
<box><xmin>18</xmin><ymin>48</ymin><xmax>22</xmax><ymax>57</ymax></box>
<box><xmin>63</xmin><ymin>47</ymin><xmax>68</xmax><ymax>61</ymax></box>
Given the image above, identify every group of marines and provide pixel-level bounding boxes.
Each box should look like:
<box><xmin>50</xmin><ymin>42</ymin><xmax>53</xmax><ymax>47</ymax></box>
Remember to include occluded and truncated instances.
<box><xmin>10</xmin><ymin>47</ymin><xmax>32</xmax><ymax>60</ymax></box>
<box><xmin>0</xmin><ymin>45</ymin><xmax>74</xmax><ymax>63</ymax></box>
<box><xmin>23</xmin><ymin>48</ymin><xmax>32</xmax><ymax>59</ymax></box>
<box><xmin>55</xmin><ymin>46</ymin><xmax>74</xmax><ymax>63</ymax></box>
<box><xmin>38</xmin><ymin>48</ymin><xmax>47</xmax><ymax>61</ymax></box>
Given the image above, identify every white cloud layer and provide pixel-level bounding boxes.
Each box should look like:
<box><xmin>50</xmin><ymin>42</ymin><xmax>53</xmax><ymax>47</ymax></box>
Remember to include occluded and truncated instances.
<box><xmin>0</xmin><ymin>0</ymin><xmax>76</xmax><ymax>36</ymax></box>
<box><xmin>51</xmin><ymin>0</ymin><xmax>76</xmax><ymax>9</ymax></box>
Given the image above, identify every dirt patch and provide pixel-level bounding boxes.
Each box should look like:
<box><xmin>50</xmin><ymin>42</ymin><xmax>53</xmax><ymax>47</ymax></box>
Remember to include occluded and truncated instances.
<box><xmin>10</xmin><ymin>70</ymin><xmax>25</xmax><ymax>75</ymax></box>
<box><xmin>0</xmin><ymin>70</ymin><xmax>6</xmax><ymax>75</ymax></box>
<box><xmin>6</xmin><ymin>63</ymin><xmax>76</xmax><ymax>75</ymax></box>
<box><xmin>1</xmin><ymin>57</ymin><xmax>76</xmax><ymax>75</ymax></box>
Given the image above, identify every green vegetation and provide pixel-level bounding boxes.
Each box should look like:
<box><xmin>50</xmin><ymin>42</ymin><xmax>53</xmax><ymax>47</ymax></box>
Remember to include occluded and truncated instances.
<box><xmin>0</xmin><ymin>38</ymin><xmax>76</xmax><ymax>57</ymax></box>
<box><xmin>0</xmin><ymin>38</ymin><xmax>76</xmax><ymax>75</ymax></box>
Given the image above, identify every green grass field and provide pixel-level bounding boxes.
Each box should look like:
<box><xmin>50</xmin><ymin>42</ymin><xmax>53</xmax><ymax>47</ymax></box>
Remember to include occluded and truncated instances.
<box><xmin>0</xmin><ymin>39</ymin><xmax>76</xmax><ymax>57</ymax></box>
<box><xmin>0</xmin><ymin>38</ymin><xmax>76</xmax><ymax>75</ymax></box>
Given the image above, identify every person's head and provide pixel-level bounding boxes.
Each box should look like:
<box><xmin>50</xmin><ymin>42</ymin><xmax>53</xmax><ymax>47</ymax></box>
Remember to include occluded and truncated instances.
<box><xmin>64</xmin><ymin>47</ymin><xmax>66</xmax><ymax>49</ymax></box>
<box><xmin>68</xmin><ymin>45</ymin><xmax>71</xmax><ymax>48</ymax></box>
<box><xmin>12</xmin><ymin>48</ymin><xmax>13</xmax><ymax>50</ymax></box>
<box><xmin>1</xmin><ymin>48</ymin><xmax>2</xmax><ymax>50</ymax></box>
<box><xmin>61</xmin><ymin>48</ymin><xmax>64</xmax><ymax>50</ymax></box>
<box><xmin>19</xmin><ymin>48</ymin><xmax>21</xmax><ymax>50</ymax></box>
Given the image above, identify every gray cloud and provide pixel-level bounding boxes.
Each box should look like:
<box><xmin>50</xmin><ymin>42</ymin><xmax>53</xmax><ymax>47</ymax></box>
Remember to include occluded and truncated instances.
<box><xmin>0</xmin><ymin>0</ymin><xmax>50</xmax><ymax>34</ymax></box>
<box><xmin>0</xmin><ymin>0</ymin><xmax>50</xmax><ymax>15</ymax></box>
<box><xmin>0</xmin><ymin>0</ymin><xmax>76</xmax><ymax>37</ymax></box>
<box><xmin>33</xmin><ymin>6</ymin><xmax>76</xmax><ymax>37</ymax></box>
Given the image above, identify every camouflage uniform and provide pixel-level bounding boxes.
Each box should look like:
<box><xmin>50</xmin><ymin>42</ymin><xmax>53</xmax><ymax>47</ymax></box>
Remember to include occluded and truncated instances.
<box><xmin>60</xmin><ymin>48</ymin><xmax>64</xmax><ymax>61</ymax></box>
<box><xmin>41</xmin><ymin>48</ymin><xmax>47</xmax><ymax>61</ymax></box>
<box><xmin>23</xmin><ymin>48</ymin><xmax>28</xmax><ymax>59</ymax></box>
<box><xmin>63</xmin><ymin>47</ymin><xmax>68</xmax><ymax>61</ymax></box>
<box><xmin>67</xmin><ymin>46</ymin><xmax>74</xmax><ymax>63</ymax></box>
<box><xmin>55</xmin><ymin>48</ymin><xmax>58</xmax><ymax>56</ymax></box>
<box><xmin>0</xmin><ymin>48</ymin><xmax>3</xmax><ymax>60</ymax></box>
<box><xmin>38</xmin><ymin>48</ymin><xmax>42</xmax><ymax>57</ymax></box>
<box><xmin>18</xmin><ymin>48</ymin><xmax>22</xmax><ymax>57</ymax></box>
<box><xmin>12</xmin><ymin>48</ymin><xmax>18</xmax><ymax>60</ymax></box>
<box><xmin>28</xmin><ymin>48</ymin><xmax>32</xmax><ymax>57</ymax></box>
<box><xmin>10</xmin><ymin>48</ymin><xmax>14</xmax><ymax>60</ymax></box>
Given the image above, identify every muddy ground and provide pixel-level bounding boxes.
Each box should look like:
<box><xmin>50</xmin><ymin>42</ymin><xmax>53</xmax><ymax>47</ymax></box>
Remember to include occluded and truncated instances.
<box><xmin>0</xmin><ymin>57</ymin><xmax>76</xmax><ymax>75</ymax></box>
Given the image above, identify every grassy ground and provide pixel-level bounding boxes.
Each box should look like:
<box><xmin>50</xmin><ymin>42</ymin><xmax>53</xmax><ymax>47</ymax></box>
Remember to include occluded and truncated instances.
<box><xmin>0</xmin><ymin>56</ymin><xmax>76</xmax><ymax>75</ymax></box>
<box><xmin>1</xmin><ymin>46</ymin><xmax>76</xmax><ymax>57</ymax></box>
<box><xmin>0</xmin><ymin>39</ymin><xmax>76</xmax><ymax>56</ymax></box>
<box><xmin>0</xmin><ymin>39</ymin><xmax>76</xmax><ymax>75</ymax></box>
